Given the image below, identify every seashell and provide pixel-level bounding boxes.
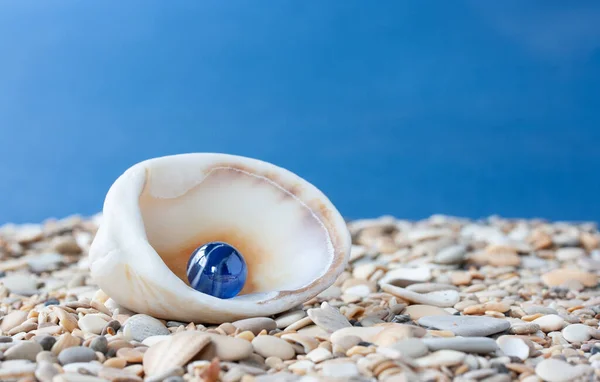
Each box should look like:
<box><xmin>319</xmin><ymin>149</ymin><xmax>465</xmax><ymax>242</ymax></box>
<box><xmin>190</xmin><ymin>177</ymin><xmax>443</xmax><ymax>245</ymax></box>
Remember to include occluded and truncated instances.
<box><xmin>89</xmin><ymin>153</ymin><xmax>351</xmax><ymax>323</ymax></box>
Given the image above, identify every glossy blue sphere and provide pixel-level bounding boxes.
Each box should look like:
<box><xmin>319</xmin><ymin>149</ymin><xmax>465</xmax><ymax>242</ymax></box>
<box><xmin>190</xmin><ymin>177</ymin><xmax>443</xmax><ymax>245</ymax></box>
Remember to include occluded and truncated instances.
<box><xmin>186</xmin><ymin>242</ymin><xmax>247</xmax><ymax>299</ymax></box>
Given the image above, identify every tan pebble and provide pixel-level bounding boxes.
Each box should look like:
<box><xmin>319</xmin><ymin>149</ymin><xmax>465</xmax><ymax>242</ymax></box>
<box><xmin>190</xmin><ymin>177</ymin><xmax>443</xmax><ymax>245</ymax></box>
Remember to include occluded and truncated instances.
<box><xmin>284</xmin><ymin>316</ymin><xmax>313</xmax><ymax>332</ymax></box>
<box><xmin>252</xmin><ymin>335</ymin><xmax>295</xmax><ymax>360</ymax></box>
<box><xmin>451</xmin><ymin>271</ymin><xmax>472</xmax><ymax>286</ymax></box>
<box><xmin>372</xmin><ymin>360</ymin><xmax>397</xmax><ymax>377</ymax></box>
<box><xmin>143</xmin><ymin>331</ymin><xmax>211</xmax><ymax>377</ymax></box>
<box><xmin>567</xmin><ymin>305</ymin><xmax>585</xmax><ymax>313</ymax></box>
<box><xmin>455</xmin><ymin>364</ymin><xmax>469</xmax><ymax>375</ymax></box>
<box><xmin>104</xmin><ymin>357</ymin><xmax>127</xmax><ymax>369</ymax></box>
<box><xmin>52</xmin><ymin>308</ymin><xmax>79</xmax><ymax>333</ymax></box>
<box><xmin>319</xmin><ymin>341</ymin><xmax>332</xmax><ymax>352</ymax></box>
<box><xmin>275</xmin><ymin>310</ymin><xmax>307</xmax><ymax>329</ymax></box>
<box><xmin>485</xmin><ymin>311</ymin><xmax>507</xmax><ymax>319</ymax></box>
<box><xmin>489</xmin><ymin>252</ymin><xmax>521</xmax><ymax>267</ymax></box>
<box><xmin>0</xmin><ymin>310</ymin><xmax>28</xmax><ymax>333</ymax></box>
<box><xmin>402</xmin><ymin>305</ymin><xmax>450</xmax><ymax>320</ymax></box>
<box><xmin>542</xmin><ymin>269</ymin><xmax>598</xmax><ymax>287</ymax></box>
<box><xmin>465</xmin><ymin>302</ymin><xmax>510</xmax><ymax>315</ymax></box>
<box><xmin>280</xmin><ymin>333</ymin><xmax>319</xmax><ymax>353</ymax></box>
<box><xmin>454</xmin><ymin>300</ymin><xmax>479</xmax><ymax>311</ymax></box>
<box><xmin>51</xmin><ymin>333</ymin><xmax>81</xmax><ymax>355</ymax></box>
<box><xmin>265</xmin><ymin>356</ymin><xmax>283</xmax><ymax>369</ymax></box>
<box><xmin>346</xmin><ymin>345</ymin><xmax>374</xmax><ymax>356</ymax></box>
<box><xmin>107</xmin><ymin>340</ymin><xmax>135</xmax><ymax>351</ymax></box>
<box><xmin>8</xmin><ymin>320</ymin><xmax>38</xmax><ymax>335</ymax></box>
<box><xmin>117</xmin><ymin>347</ymin><xmax>144</xmax><ymax>363</ymax></box>
<box><xmin>218</xmin><ymin>323</ymin><xmax>236</xmax><ymax>335</ymax></box>
<box><xmin>372</xmin><ymin>324</ymin><xmax>426</xmax><ymax>346</ymax></box>
<box><xmin>98</xmin><ymin>366</ymin><xmax>143</xmax><ymax>381</ymax></box>
<box><xmin>428</xmin><ymin>330</ymin><xmax>455</xmax><ymax>337</ymax></box>
<box><xmin>235</xmin><ymin>330</ymin><xmax>255</xmax><ymax>342</ymax></box>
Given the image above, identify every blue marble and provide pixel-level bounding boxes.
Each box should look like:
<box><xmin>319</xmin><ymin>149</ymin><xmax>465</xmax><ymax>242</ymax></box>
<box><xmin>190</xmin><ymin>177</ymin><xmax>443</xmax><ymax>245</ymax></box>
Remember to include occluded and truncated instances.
<box><xmin>186</xmin><ymin>242</ymin><xmax>247</xmax><ymax>299</ymax></box>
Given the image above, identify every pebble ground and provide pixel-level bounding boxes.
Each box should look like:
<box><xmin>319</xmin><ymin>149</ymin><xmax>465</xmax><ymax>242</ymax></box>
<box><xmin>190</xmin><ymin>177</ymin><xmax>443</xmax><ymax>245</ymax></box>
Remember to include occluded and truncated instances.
<box><xmin>1</xmin><ymin>214</ymin><xmax>600</xmax><ymax>382</ymax></box>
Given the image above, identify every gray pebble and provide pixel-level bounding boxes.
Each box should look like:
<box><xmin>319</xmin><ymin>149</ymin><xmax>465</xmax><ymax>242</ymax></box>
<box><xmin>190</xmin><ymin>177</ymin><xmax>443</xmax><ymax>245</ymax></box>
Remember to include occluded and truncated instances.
<box><xmin>123</xmin><ymin>314</ymin><xmax>169</xmax><ymax>341</ymax></box>
<box><xmin>58</xmin><ymin>346</ymin><xmax>97</xmax><ymax>365</ymax></box>
<box><xmin>0</xmin><ymin>336</ymin><xmax>13</xmax><ymax>343</ymax></box>
<box><xmin>232</xmin><ymin>317</ymin><xmax>277</xmax><ymax>335</ymax></box>
<box><xmin>100</xmin><ymin>320</ymin><xmax>121</xmax><ymax>336</ymax></box>
<box><xmin>422</xmin><ymin>337</ymin><xmax>498</xmax><ymax>354</ymax></box>
<box><xmin>418</xmin><ymin>316</ymin><xmax>510</xmax><ymax>337</ymax></box>
<box><xmin>90</xmin><ymin>336</ymin><xmax>108</xmax><ymax>354</ymax></box>
<box><xmin>36</xmin><ymin>336</ymin><xmax>57</xmax><ymax>351</ymax></box>
<box><xmin>3</xmin><ymin>341</ymin><xmax>43</xmax><ymax>361</ymax></box>
<box><xmin>435</xmin><ymin>245</ymin><xmax>467</xmax><ymax>264</ymax></box>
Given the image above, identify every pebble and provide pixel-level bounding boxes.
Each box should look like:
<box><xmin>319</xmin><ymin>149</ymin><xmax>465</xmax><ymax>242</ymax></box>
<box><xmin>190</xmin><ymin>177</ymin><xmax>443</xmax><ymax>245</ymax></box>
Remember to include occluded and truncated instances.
<box><xmin>78</xmin><ymin>314</ymin><xmax>109</xmax><ymax>335</ymax></box>
<box><xmin>541</xmin><ymin>269</ymin><xmax>598</xmax><ymax>287</ymax></box>
<box><xmin>62</xmin><ymin>362</ymin><xmax>103</xmax><ymax>375</ymax></box>
<box><xmin>381</xmin><ymin>284</ymin><xmax>460</xmax><ymax>307</ymax></box>
<box><xmin>58</xmin><ymin>346</ymin><xmax>97</xmax><ymax>365</ymax></box>
<box><xmin>35</xmin><ymin>360</ymin><xmax>59</xmax><ymax>382</ymax></box>
<box><xmin>416</xmin><ymin>349</ymin><xmax>466</xmax><ymax>367</ymax></box>
<box><xmin>422</xmin><ymin>337</ymin><xmax>498</xmax><ymax>354</ymax></box>
<box><xmin>0</xmin><ymin>274</ymin><xmax>38</xmax><ymax>295</ymax></box>
<box><xmin>496</xmin><ymin>335</ymin><xmax>530</xmax><ymax>360</ymax></box>
<box><xmin>0</xmin><ymin>360</ymin><xmax>37</xmax><ymax>380</ymax></box>
<box><xmin>386</xmin><ymin>338</ymin><xmax>429</xmax><ymax>358</ymax></box>
<box><xmin>320</xmin><ymin>362</ymin><xmax>359</xmax><ymax>378</ymax></box>
<box><xmin>561</xmin><ymin>323</ymin><xmax>592</xmax><ymax>342</ymax></box>
<box><xmin>306</xmin><ymin>347</ymin><xmax>333</xmax><ymax>363</ymax></box>
<box><xmin>123</xmin><ymin>314</ymin><xmax>170</xmax><ymax>342</ymax></box>
<box><xmin>535</xmin><ymin>358</ymin><xmax>592</xmax><ymax>382</ymax></box>
<box><xmin>143</xmin><ymin>331</ymin><xmax>211</xmax><ymax>377</ymax></box>
<box><xmin>532</xmin><ymin>314</ymin><xmax>566</xmax><ymax>332</ymax></box>
<box><xmin>90</xmin><ymin>336</ymin><xmax>108</xmax><ymax>354</ymax></box>
<box><xmin>418</xmin><ymin>316</ymin><xmax>510</xmax><ymax>337</ymax></box>
<box><xmin>403</xmin><ymin>305</ymin><xmax>450</xmax><ymax>320</ymax></box>
<box><xmin>3</xmin><ymin>341</ymin><xmax>43</xmax><ymax>361</ymax></box>
<box><xmin>201</xmin><ymin>333</ymin><xmax>254</xmax><ymax>361</ymax></box>
<box><xmin>378</xmin><ymin>267</ymin><xmax>432</xmax><ymax>286</ymax></box>
<box><xmin>252</xmin><ymin>335</ymin><xmax>296</xmax><ymax>360</ymax></box>
<box><xmin>434</xmin><ymin>244</ymin><xmax>467</xmax><ymax>264</ymax></box>
<box><xmin>1</xmin><ymin>310</ymin><xmax>29</xmax><ymax>333</ymax></box>
<box><xmin>275</xmin><ymin>310</ymin><xmax>307</xmax><ymax>329</ymax></box>
<box><xmin>99</xmin><ymin>366</ymin><xmax>143</xmax><ymax>381</ymax></box>
<box><xmin>232</xmin><ymin>317</ymin><xmax>277</xmax><ymax>335</ymax></box>
<box><xmin>306</xmin><ymin>302</ymin><xmax>351</xmax><ymax>332</ymax></box>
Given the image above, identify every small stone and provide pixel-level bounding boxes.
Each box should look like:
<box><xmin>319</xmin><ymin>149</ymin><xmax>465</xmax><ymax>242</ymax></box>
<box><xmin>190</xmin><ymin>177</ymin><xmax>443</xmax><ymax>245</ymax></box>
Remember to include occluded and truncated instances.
<box><xmin>415</xmin><ymin>349</ymin><xmax>466</xmax><ymax>367</ymax></box>
<box><xmin>232</xmin><ymin>317</ymin><xmax>277</xmax><ymax>335</ymax></box>
<box><xmin>144</xmin><ymin>367</ymin><xmax>185</xmax><ymax>382</ymax></box>
<box><xmin>58</xmin><ymin>346</ymin><xmax>97</xmax><ymax>365</ymax></box>
<box><xmin>555</xmin><ymin>247</ymin><xmax>585</xmax><ymax>261</ymax></box>
<box><xmin>143</xmin><ymin>331</ymin><xmax>211</xmax><ymax>377</ymax></box>
<box><xmin>542</xmin><ymin>269</ymin><xmax>598</xmax><ymax>287</ymax></box>
<box><xmin>418</xmin><ymin>316</ymin><xmax>510</xmax><ymax>337</ymax></box>
<box><xmin>4</xmin><ymin>341</ymin><xmax>43</xmax><ymax>361</ymax></box>
<box><xmin>532</xmin><ymin>314</ymin><xmax>566</xmax><ymax>332</ymax></box>
<box><xmin>36</xmin><ymin>350</ymin><xmax>58</xmax><ymax>364</ymax></box>
<box><xmin>381</xmin><ymin>284</ymin><xmax>460</xmax><ymax>307</ymax></box>
<box><xmin>450</xmin><ymin>271</ymin><xmax>472</xmax><ymax>286</ymax></box>
<box><xmin>0</xmin><ymin>274</ymin><xmax>39</xmax><ymax>296</ymax></box>
<box><xmin>330</xmin><ymin>335</ymin><xmax>362</xmax><ymax>351</ymax></box>
<box><xmin>90</xmin><ymin>336</ymin><xmax>108</xmax><ymax>354</ymax></box>
<box><xmin>320</xmin><ymin>362</ymin><xmax>359</xmax><ymax>378</ymax></box>
<box><xmin>561</xmin><ymin>324</ymin><xmax>592</xmax><ymax>343</ymax></box>
<box><xmin>0</xmin><ymin>360</ymin><xmax>37</xmax><ymax>380</ymax></box>
<box><xmin>379</xmin><ymin>267</ymin><xmax>432</xmax><ymax>286</ymax></box>
<box><xmin>252</xmin><ymin>335</ymin><xmax>295</xmax><ymax>360</ymax></box>
<box><xmin>35</xmin><ymin>360</ymin><xmax>59</xmax><ymax>382</ymax></box>
<box><xmin>117</xmin><ymin>347</ymin><xmax>144</xmax><ymax>363</ymax></box>
<box><xmin>403</xmin><ymin>305</ymin><xmax>450</xmax><ymax>320</ymax></box>
<box><xmin>386</xmin><ymin>338</ymin><xmax>429</xmax><ymax>358</ymax></box>
<box><xmin>496</xmin><ymin>336</ymin><xmax>530</xmax><ymax>360</ymax></box>
<box><xmin>535</xmin><ymin>358</ymin><xmax>592</xmax><ymax>382</ymax></box>
<box><xmin>79</xmin><ymin>314</ymin><xmax>109</xmax><ymax>335</ymax></box>
<box><xmin>1</xmin><ymin>310</ymin><xmax>28</xmax><ymax>333</ymax></box>
<box><xmin>62</xmin><ymin>362</ymin><xmax>102</xmax><ymax>375</ymax></box>
<box><xmin>434</xmin><ymin>245</ymin><xmax>467</xmax><ymax>264</ymax></box>
<box><xmin>330</xmin><ymin>326</ymin><xmax>384</xmax><ymax>343</ymax></box>
<box><xmin>275</xmin><ymin>310</ymin><xmax>307</xmax><ymax>329</ymax></box>
<box><xmin>307</xmin><ymin>302</ymin><xmax>351</xmax><ymax>332</ymax></box>
<box><xmin>28</xmin><ymin>253</ymin><xmax>64</xmax><ymax>273</ymax></box>
<box><xmin>306</xmin><ymin>347</ymin><xmax>333</xmax><ymax>363</ymax></box>
<box><xmin>98</xmin><ymin>366</ymin><xmax>143</xmax><ymax>381</ymax></box>
<box><xmin>422</xmin><ymin>337</ymin><xmax>498</xmax><ymax>354</ymax></box>
<box><xmin>123</xmin><ymin>314</ymin><xmax>170</xmax><ymax>342</ymax></box>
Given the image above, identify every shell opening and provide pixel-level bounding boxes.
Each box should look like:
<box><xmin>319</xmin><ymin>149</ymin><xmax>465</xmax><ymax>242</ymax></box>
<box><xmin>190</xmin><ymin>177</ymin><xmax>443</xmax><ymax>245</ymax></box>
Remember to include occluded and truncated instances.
<box><xmin>138</xmin><ymin>165</ymin><xmax>335</xmax><ymax>297</ymax></box>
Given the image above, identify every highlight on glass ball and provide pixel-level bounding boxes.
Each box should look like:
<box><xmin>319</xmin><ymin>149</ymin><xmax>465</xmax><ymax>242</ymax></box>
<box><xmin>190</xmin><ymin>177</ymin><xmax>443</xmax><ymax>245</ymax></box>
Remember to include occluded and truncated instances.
<box><xmin>186</xmin><ymin>242</ymin><xmax>247</xmax><ymax>299</ymax></box>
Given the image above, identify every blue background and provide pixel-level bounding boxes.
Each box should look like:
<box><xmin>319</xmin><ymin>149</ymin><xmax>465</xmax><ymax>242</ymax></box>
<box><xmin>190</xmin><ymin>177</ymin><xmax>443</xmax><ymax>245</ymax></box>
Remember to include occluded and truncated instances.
<box><xmin>1</xmin><ymin>1</ymin><xmax>599</xmax><ymax>224</ymax></box>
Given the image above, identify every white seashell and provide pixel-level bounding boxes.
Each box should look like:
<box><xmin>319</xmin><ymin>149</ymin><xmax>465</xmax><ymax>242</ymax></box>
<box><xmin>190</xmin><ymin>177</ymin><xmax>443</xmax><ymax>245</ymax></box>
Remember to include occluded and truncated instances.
<box><xmin>89</xmin><ymin>153</ymin><xmax>351</xmax><ymax>323</ymax></box>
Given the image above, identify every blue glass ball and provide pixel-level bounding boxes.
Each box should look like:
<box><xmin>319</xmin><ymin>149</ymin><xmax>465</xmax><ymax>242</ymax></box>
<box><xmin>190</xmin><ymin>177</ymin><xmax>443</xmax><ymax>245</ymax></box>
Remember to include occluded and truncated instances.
<box><xmin>186</xmin><ymin>242</ymin><xmax>247</xmax><ymax>299</ymax></box>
